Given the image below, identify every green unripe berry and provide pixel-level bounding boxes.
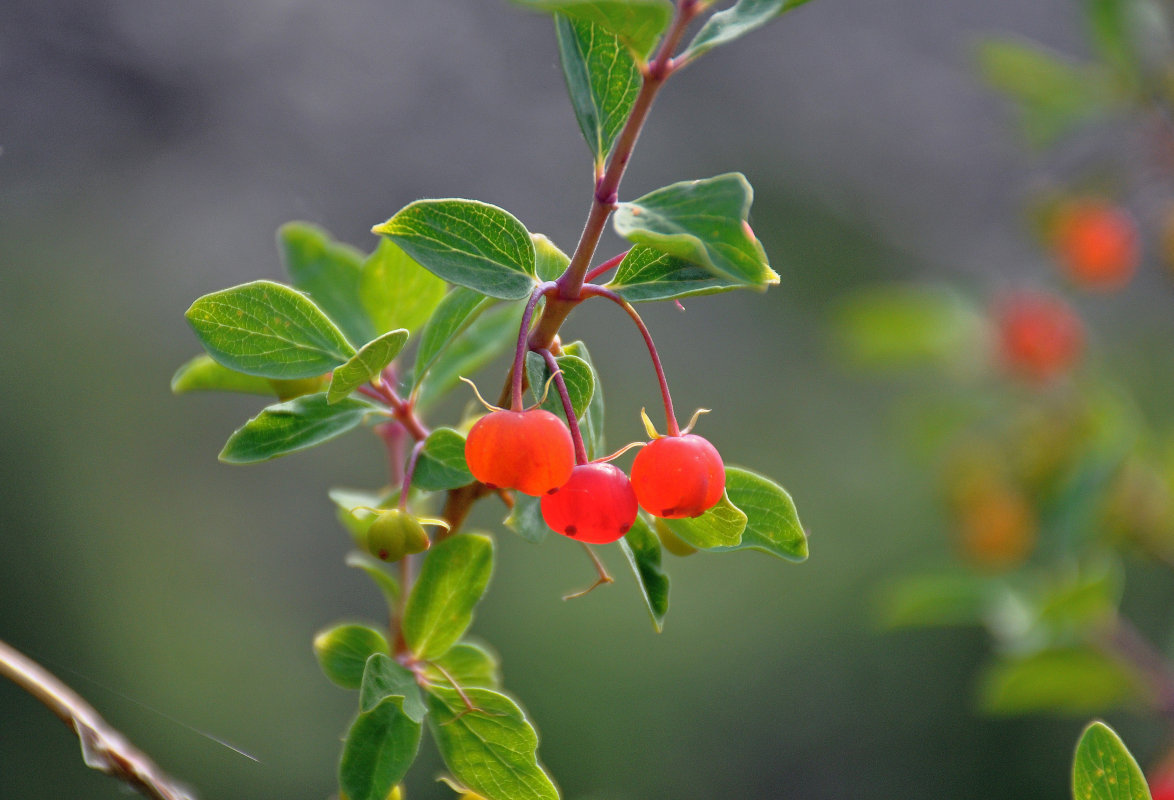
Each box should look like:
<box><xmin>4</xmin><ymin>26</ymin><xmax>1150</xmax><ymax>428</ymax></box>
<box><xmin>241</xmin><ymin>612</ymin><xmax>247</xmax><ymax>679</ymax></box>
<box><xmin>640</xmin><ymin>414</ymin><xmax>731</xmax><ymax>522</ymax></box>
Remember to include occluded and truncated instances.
<box><xmin>364</xmin><ymin>509</ymin><xmax>431</xmax><ymax>563</ymax></box>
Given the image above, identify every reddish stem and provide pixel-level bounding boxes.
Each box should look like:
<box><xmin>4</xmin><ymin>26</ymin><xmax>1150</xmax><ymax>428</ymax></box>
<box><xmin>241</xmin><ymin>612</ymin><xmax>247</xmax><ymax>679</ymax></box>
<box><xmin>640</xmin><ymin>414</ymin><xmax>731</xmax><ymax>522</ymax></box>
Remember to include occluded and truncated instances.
<box><xmin>512</xmin><ymin>283</ymin><xmax>556</xmax><ymax>410</ymax></box>
<box><xmin>583</xmin><ymin>250</ymin><xmax>630</xmax><ymax>285</ymax></box>
<box><xmin>399</xmin><ymin>440</ymin><xmax>426</xmax><ymax>511</ymax></box>
<box><xmin>539</xmin><ymin>348</ymin><xmax>589</xmax><ymax>464</ymax></box>
<box><xmin>581</xmin><ymin>284</ymin><xmax>680</xmax><ymax>436</ymax></box>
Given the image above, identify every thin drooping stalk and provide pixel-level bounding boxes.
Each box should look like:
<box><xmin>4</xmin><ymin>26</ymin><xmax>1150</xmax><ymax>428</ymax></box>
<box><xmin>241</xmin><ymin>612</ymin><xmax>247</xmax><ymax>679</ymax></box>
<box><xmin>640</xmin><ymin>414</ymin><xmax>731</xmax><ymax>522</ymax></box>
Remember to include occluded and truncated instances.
<box><xmin>0</xmin><ymin>638</ymin><xmax>196</xmax><ymax>800</ymax></box>
<box><xmin>512</xmin><ymin>284</ymin><xmax>556</xmax><ymax>410</ymax></box>
<box><xmin>581</xmin><ymin>284</ymin><xmax>680</xmax><ymax>436</ymax></box>
<box><xmin>539</xmin><ymin>347</ymin><xmax>589</xmax><ymax>464</ymax></box>
<box><xmin>583</xmin><ymin>250</ymin><xmax>630</xmax><ymax>285</ymax></box>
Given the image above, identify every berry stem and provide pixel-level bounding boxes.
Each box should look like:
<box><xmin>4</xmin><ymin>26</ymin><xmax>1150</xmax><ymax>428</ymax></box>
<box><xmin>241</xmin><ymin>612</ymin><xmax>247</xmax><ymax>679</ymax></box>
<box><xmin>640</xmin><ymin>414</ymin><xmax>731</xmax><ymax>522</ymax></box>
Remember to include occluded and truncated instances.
<box><xmin>539</xmin><ymin>347</ymin><xmax>589</xmax><ymax>464</ymax></box>
<box><xmin>511</xmin><ymin>283</ymin><xmax>556</xmax><ymax>411</ymax></box>
<box><xmin>562</xmin><ymin>543</ymin><xmax>615</xmax><ymax>600</ymax></box>
<box><xmin>581</xmin><ymin>284</ymin><xmax>680</xmax><ymax>436</ymax></box>
<box><xmin>583</xmin><ymin>250</ymin><xmax>630</xmax><ymax>285</ymax></box>
<box><xmin>399</xmin><ymin>440</ymin><xmax>426</xmax><ymax>511</ymax></box>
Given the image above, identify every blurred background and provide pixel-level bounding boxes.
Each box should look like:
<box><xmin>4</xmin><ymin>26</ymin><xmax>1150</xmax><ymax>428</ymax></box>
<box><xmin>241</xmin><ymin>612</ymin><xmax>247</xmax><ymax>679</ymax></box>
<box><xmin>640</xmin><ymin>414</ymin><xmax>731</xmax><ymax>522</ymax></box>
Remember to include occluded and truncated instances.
<box><xmin>4</xmin><ymin>0</ymin><xmax>1174</xmax><ymax>798</ymax></box>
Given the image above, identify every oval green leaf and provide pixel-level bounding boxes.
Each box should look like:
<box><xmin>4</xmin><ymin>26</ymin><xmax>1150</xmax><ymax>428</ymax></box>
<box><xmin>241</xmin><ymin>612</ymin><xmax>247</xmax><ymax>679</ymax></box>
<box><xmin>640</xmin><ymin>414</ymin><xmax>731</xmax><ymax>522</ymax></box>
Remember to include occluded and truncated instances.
<box><xmin>186</xmin><ymin>280</ymin><xmax>356</xmax><ymax>379</ymax></box>
<box><xmin>219</xmin><ymin>393</ymin><xmax>380</xmax><ymax>464</ymax></box>
<box><xmin>978</xmin><ymin>647</ymin><xmax>1147</xmax><ymax>716</ymax></box>
<box><xmin>708</xmin><ymin>467</ymin><xmax>807</xmax><ymax>561</ymax></box>
<box><xmin>412</xmin><ymin>287</ymin><xmax>493</xmax><ymax>388</ymax></box>
<box><xmin>360</xmin><ymin>237</ymin><xmax>448</xmax><ymax>336</ymax></box>
<box><xmin>312</xmin><ymin>623</ymin><xmax>390</xmax><ymax>690</ymax></box>
<box><xmin>339</xmin><ymin>698</ymin><xmax>422</xmax><ymax>800</ymax></box>
<box><xmin>423</xmin><ymin>641</ymin><xmax>502</xmax><ymax>690</ymax></box>
<box><xmin>561</xmin><ymin>341</ymin><xmax>605</xmax><ymax>460</ymax></box>
<box><xmin>413</xmin><ymin>428</ymin><xmax>475</xmax><ymax>492</ymax></box>
<box><xmin>619</xmin><ymin>515</ymin><xmax>669</xmax><ymax>632</ymax></box>
<box><xmin>327</xmin><ymin>329</ymin><xmax>410</xmax><ymax>404</ymax></box>
<box><xmin>403</xmin><ymin>534</ymin><xmax>494</xmax><ymax>660</ymax></box>
<box><xmin>426</xmin><ymin>685</ymin><xmax>559</xmax><ymax>800</ymax></box>
<box><xmin>684</xmin><ymin>0</ymin><xmax>813</xmax><ymax>61</ymax></box>
<box><xmin>556</xmin><ymin>14</ymin><xmax>641</xmax><ymax>163</ymax></box>
<box><xmin>532</xmin><ymin>235</ymin><xmax>570</xmax><ymax>283</ymax></box>
<box><xmin>513</xmin><ymin>0</ymin><xmax>671</xmax><ymax>57</ymax></box>
<box><xmin>416</xmin><ymin>300</ymin><xmax>524</xmax><ymax>412</ymax></box>
<box><xmin>360</xmin><ymin>654</ymin><xmax>427</xmax><ymax>723</ymax></box>
<box><xmin>278</xmin><ymin>222</ymin><xmax>375</xmax><ymax>346</ymax></box>
<box><xmin>662</xmin><ymin>492</ymin><xmax>747</xmax><ymax>549</ymax></box>
<box><xmin>612</xmin><ymin>174</ymin><xmax>778</xmax><ymax>288</ymax></box>
<box><xmin>525</xmin><ymin>352</ymin><xmax>594</xmax><ymax>421</ymax></box>
<box><xmin>171</xmin><ymin>354</ymin><xmax>276</xmax><ymax>395</ymax></box>
<box><xmin>372</xmin><ymin>199</ymin><xmax>536</xmax><ymax>300</ymax></box>
<box><xmin>1073</xmin><ymin>721</ymin><xmax>1151</xmax><ymax>800</ymax></box>
<box><xmin>504</xmin><ymin>495</ymin><xmax>549</xmax><ymax>544</ymax></box>
<box><xmin>605</xmin><ymin>245</ymin><xmax>744</xmax><ymax>302</ymax></box>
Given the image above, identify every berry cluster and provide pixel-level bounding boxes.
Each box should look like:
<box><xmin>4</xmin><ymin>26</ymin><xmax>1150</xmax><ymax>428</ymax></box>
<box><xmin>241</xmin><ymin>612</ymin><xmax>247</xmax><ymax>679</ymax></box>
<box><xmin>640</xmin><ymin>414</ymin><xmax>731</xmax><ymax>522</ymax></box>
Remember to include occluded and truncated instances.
<box><xmin>465</xmin><ymin>406</ymin><xmax>726</xmax><ymax>544</ymax></box>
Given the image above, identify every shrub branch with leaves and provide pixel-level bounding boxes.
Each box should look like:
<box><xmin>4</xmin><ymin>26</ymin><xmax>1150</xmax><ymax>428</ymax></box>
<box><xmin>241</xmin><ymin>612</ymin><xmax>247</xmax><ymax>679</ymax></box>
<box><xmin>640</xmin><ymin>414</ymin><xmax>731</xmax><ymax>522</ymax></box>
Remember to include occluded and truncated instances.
<box><xmin>174</xmin><ymin>2</ymin><xmax>811</xmax><ymax>798</ymax></box>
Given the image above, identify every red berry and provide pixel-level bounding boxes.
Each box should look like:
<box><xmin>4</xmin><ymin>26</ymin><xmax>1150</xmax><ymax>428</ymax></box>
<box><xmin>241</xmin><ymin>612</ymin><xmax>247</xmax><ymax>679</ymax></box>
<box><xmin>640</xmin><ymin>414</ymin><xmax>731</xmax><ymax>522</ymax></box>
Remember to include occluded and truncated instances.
<box><xmin>465</xmin><ymin>409</ymin><xmax>575</xmax><ymax>496</ymax></box>
<box><xmin>630</xmin><ymin>434</ymin><xmax>725</xmax><ymax>518</ymax></box>
<box><xmin>1052</xmin><ymin>199</ymin><xmax>1139</xmax><ymax>290</ymax></box>
<box><xmin>995</xmin><ymin>291</ymin><xmax>1083</xmax><ymax>382</ymax></box>
<box><xmin>540</xmin><ymin>462</ymin><xmax>638</xmax><ymax>544</ymax></box>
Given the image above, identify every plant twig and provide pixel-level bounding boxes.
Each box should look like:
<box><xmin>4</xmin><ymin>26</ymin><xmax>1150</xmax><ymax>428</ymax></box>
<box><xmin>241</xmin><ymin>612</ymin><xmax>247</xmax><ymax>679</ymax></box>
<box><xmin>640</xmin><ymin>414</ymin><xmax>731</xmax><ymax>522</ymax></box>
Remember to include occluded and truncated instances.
<box><xmin>0</xmin><ymin>638</ymin><xmax>197</xmax><ymax>800</ymax></box>
<box><xmin>1095</xmin><ymin>615</ymin><xmax>1174</xmax><ymax>729</ymax></box>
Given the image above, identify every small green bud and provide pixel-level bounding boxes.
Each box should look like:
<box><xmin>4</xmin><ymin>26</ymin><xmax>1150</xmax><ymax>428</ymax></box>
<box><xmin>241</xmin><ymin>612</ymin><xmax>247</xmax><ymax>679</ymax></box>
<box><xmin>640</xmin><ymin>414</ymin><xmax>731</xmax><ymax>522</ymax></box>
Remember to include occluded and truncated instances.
<box><xmin>365</xmin><ymin>509</ymin><xmax>432</xmax><ymax>562</ymax></box>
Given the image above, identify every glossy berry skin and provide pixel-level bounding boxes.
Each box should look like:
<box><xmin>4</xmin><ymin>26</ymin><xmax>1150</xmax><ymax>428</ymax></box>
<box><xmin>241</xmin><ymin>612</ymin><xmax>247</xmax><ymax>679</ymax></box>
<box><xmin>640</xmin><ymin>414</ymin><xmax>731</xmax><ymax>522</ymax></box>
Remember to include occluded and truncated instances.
<box><xmin>1053</xmin><ymin>200</ymin><xmax>1139</xmax><ymax>290</ymax></box>
<box><xmin>365</xmin><ymin>509</ymin><xmax>430</xmax><ymax>563</ymax></box>
<box><xmin>630</xmin><ymin>434</ymin><xmax>725</xmax><ymax>518</ymax></box>
<box><xmin>541</xmin><ymin>462</ymin><xmax>638</xmax><ymax>544</ymax></box>
<box><xmin>465</xmin><ymin>409</ymin><xmax>575</xmax><ymax>496</ymax></box>
<box><xmin>996</xmin><ymin>291</ymin><xmax>1083</xmax><ymax>382</ymax></box>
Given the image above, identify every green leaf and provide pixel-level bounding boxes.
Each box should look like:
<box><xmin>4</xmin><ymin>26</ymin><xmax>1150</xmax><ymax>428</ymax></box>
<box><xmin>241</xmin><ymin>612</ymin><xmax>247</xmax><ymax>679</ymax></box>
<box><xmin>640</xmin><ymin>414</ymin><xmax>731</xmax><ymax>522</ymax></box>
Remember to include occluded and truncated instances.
<box><xmin>504</xmin><ymin>495</ymin><xmax>550</xmax><ymax>544</ymax></box>
<box><xmin>360</xmin><ymin>654</ymin><xmax>428</xmax><ymax>724</ymax></box>
<box><xmin>661</xmin><ymin>492</ymin><xmax>747</xmax><ymax>549</ymax></box>
<box><xmin>612</xmin><ymin>174</ymin><xmax>778</xmax><ymax>287</ymax></box>
<box><xmin>345</xmin><ymin>551</ymin><xmax>402</xmax><ymax>610</ymax></box>
<box><xmin>414</xmin><ymin>428</ymin><xmax>475</xmax><ymax>491</ymax></box>
<box><xmin>978</xmin><ymin>647</ymin><xmax>1147</xmax><ymax>715</ymax></box>
<box><xmin>561</xmin><ymin>341</ymin><xmax>605</xmax><ymax>460</ymax></box>
<box><xmin>278</xmin><ymin>222</ymin><xmax>374</xmax><ymax>346</ymax></box>
<box><xmin>327</xmin><ymin>329</ymin><xmax>409</xmax><ymax>404</ymax></box>
<box><xmin>423</xmin><ymin>641</ymin><xmax>502</xmax><ymax>690</ymax></box>
<box><xmin>525</xmin><ymin>352</ymin><xmax>594</xmax><ymax>420</ymax></box>
<box><xmin>339</xmin><ymin>697</ymin><xmax>422</xmax><ymax>800</ymax></box>
<box><xmin>171</xmin><ymin>354</ymin><xmax>276</xmax><ymax>395</ymax></box>
<box><xmin>976</xmin><ymin>38</ymin><xmax>1114</xmax><ymax>148</ymax></box>
<box><xmin>426</xmin><ymin>685</ymin><xmax>559</xmax><ymax>800</ymax></box>
<box><xmin>1072</xmin><ymin>721</ymin><xmax>1151</xmax><ymax>800</ymax></box>
<box><xmin>416</xmin><ymin>301</ymin><xmax>524</xmax><ymax>412</ymax></box>
<box><xmin>605</xmin><ymin>246</ymin><xmax>744</xmax><ymax>303</ymax></box>
<box><xmin>313</xmin><ymin>624</ymin><xmax>390</xmax><ymax>690</ymax></box>
<box><xmin>555</xmin><ymin>14</ymin><xmax>641</xmax><ymax>163</ymax></box>
<box><xmin>1087</xmin><ymin>0</ymin><xmax>1142</xmax><ymax>87</ymax></box>
<box><xmin>619</xmin><ymin>516</ymin><xmax>669</xmax><ymax>632</ymax></box>
<box><xmin>360</xmin><ymin>237</ymin><xmax>448</xmax><ymax>336</ymax></box>
<box><xmin>413</xmin><ymin>287</ymin><xmax>493</xmax><ymax>388</ymax></box>
<box><xmin>403</xmin><ymin>534</ymin><xmax>494</xmax><ymax>660</ymax></box>
<box><xmin>186</xmin><ymin>280</ymin><xmax>356</xmax><ymax>379</ymax></box>
<box><xmin>876</xmin><ymin>571</ymin><xmax>996</xmax><ymax>630</ymax></box>
<box><xmin>832</xmin><ymin>284</ymin><xmax>986</xmax><ymax>369</ymax></box>
<box><xmin>219</xmin><ymin>393</ymin><xmax>379</xmax><ymax>464</ymax></box>
<box><xmin>512</xmin><ymin>0</ymin><xmax>672</xmax><ymax>57</ymax></box>
<box><xmin>532</xmin><ymin>235</ymin><xmax>570</xmax><ymax>283</ymax></box>
<box><xmin>373</xmin><ymin>199</ymin><xmax>537</xmax><ymax>300</ymax></box>
<box><xmin>707</xmin><ymin>467</ymin><xmax>807</xmax><ymax>561</ymax></box>
<box><xmin>684</xmin><ymin>0</ymin><xmax>812</xmax><ymax>60</ymax></box>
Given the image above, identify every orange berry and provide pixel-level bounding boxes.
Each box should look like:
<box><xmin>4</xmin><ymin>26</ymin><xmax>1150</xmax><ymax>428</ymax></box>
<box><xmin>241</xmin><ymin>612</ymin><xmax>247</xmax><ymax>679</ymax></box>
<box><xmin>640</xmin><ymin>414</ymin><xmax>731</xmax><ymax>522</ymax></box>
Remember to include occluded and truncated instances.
<box><xmin>464</xmin><ymin>409</ymin><xmax>575</xmax><ymax>496</ymax></box>
<box><xmin>1052</xmin><ymin>199</ymin><xmax>1139</xmax><ymax>290</ymax></box>
<box><xmin>540</xmin><ymin>462</ymin><xmax>638</xmax><ymax>544</ymax></box>
<box><xmin>995</xmin><ymin>291</ymin><xmax>1083</xmax><ymax>382</ymax></box>
<box><xmin>630</xmin><ymin>434</ymin><xmax>725</xmax><ymax>518</ymax></box>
